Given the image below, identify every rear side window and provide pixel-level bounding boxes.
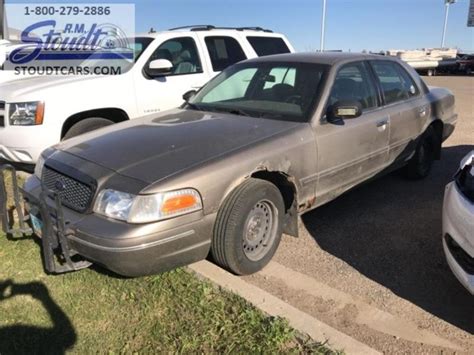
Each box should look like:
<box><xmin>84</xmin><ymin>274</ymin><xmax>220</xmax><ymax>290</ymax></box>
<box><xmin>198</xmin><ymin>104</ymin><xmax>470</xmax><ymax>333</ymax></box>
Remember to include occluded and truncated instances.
<box><xmin>247</xmin><ymin>36</ymin><xmax>291</xmax><ymax>56</ymax></box>
<box><xmin>371</xmin><ymin>61</ymin><xmax>418</xmax><ymax>105</ymax></box>
<box><xmin>205</xmin><ymin>36</ymin><xmax>247</xmax><ymax>72</ymax></box>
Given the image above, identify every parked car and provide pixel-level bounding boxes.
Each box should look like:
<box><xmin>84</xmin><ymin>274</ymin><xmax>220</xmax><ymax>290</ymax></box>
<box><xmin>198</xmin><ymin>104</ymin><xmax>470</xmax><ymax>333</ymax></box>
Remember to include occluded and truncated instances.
<box><xmin>23</xmin><ymin>53</ymin><xmax>457</xmax><ymax>277</ymax></box>
<box><xmin>456</xmin><ymin>54</ymin><xmax>474</xmax><ymax>75</ymax></box>
<box><xmin>443</xmin><ymin>151</ymin><xmax>474</xmax><ymax>294</ymax></box>
<box><xmin>0</xmin><ymin>26</ymin><xmax>294</xmax><ymax>165</ymax></box>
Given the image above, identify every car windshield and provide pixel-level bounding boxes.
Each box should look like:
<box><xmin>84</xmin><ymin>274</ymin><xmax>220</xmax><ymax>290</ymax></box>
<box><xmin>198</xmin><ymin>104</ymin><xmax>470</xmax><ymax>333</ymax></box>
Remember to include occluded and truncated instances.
<box><xmin>188</xmin><ymin>61</ymin><xmax>329</xmax><ymax>122</ymax></box>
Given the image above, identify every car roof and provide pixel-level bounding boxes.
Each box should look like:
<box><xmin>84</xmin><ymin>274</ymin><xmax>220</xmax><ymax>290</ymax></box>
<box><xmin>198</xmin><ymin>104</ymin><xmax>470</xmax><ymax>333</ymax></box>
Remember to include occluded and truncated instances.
<box><xmin>245</xmin><ymin>52</ymin><xmax>394</xmax><ymax>65</ymax></box>
<box><xmin>135</xmin><ymin>26</ymin><xmax>284</xmax><ymax>39</ymax></box>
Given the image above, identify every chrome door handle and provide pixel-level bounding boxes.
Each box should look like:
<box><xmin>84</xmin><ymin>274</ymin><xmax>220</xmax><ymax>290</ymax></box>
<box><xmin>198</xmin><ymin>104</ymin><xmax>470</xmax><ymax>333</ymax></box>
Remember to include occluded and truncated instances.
<box><xmin>418</xmin><ymin>107</ymin><xmax>427</xmax><ymax>118</ymax></box>
<box><xmin>376</xmin><ymin>119</ymin><xmax>388</xmax><ymax>127</ymax></box>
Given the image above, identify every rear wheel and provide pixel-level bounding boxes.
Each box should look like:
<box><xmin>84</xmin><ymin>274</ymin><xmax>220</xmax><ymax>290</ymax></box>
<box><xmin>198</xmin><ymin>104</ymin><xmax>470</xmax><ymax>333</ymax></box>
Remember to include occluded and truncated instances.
<box><xmin>211</xmin><ymin>178</ymin><xmax>284</xmax><ymax>275</ymax></box>
<box><xmin>63</xmin><ymin>117</ymin><xmax>114</xmax><ymax>140</ymax></box>
<box><xmin>403</xmin><ymin>126</ymin><xmax>437</xmax><ymax>179</ymax></box>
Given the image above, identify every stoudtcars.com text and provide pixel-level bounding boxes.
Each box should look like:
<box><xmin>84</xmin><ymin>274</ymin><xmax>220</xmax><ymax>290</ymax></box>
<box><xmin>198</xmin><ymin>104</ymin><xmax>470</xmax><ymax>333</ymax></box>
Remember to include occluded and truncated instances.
<box><xmin>13</xmin><ymin>66</ymin><xmax>122</xmax><ymax>76</ymax></box>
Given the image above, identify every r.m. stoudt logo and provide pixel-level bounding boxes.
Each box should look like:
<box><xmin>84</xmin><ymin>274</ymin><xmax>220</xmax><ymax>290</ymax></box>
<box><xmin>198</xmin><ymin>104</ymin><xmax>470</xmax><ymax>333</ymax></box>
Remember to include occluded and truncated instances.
<box><xmin>8</xmin><ymin>20</ymin><xmax>133</xmax><ymax>65</ymax></box>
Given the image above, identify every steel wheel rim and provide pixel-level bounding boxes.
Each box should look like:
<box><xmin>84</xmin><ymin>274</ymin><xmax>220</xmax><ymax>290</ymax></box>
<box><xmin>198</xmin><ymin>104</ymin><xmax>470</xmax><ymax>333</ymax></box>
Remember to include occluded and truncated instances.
<box><xmin>242</xmin><ymin>199</ymin><xmax>278</xmax><ymax>262</ymax></box>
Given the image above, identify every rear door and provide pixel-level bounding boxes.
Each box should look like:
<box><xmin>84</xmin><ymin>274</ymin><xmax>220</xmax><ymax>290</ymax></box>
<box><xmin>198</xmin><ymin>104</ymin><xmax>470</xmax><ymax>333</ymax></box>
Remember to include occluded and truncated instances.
<box><xmin>369</xmin><ymin>60</ymin><xmax>430</xmax><ymax>165</ymax></box>
<box><xmin>197</xmin><ymin>34</ymin><xmax>248</xmax><ymax>78</ymax></box>
<box><xmin>314</xmin><ymin>61</ymin><xmax>390</xmax><ymax>204</ymax></box>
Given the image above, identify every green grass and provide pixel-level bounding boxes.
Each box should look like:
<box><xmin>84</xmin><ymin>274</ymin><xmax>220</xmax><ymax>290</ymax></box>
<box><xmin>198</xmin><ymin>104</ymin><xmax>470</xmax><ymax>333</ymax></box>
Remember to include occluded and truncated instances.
<box><xmin>0</xmin><ymin>174</ymin><xmax>337</xmax><ymax>354</ymax></box>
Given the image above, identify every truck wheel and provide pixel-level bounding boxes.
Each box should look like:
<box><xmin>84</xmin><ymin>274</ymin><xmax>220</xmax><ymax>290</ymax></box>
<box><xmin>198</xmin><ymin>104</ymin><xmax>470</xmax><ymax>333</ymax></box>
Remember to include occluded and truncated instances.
<box><xmin>211</xmin><ymin>178</ymin><xmax>284</xmax><ymax>275</ymax></box>
<box><xmin>466</xmin><ymin>68</ymin><xmax>472</xmax><ymax>75</ymax></box>
<box><xmin>63</xmin><ymin>117</ymin><xmax>114</xmax><ymax>140</ymax></box>
<box><xmin>403</xmin><ymin>126</ymin><xmax>437</xmax><ymax>179</ymax></box>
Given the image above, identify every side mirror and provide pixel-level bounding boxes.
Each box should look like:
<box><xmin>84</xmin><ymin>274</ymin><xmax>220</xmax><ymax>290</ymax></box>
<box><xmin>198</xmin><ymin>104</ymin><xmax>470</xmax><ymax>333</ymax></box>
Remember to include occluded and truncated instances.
<box><xmin>147</xmin><ymin>59</ymin><xmax>173</xmax><ymax>76</ymax></box>
<box><xmin>182</xmin><ymin>90</ymin><xmax>197</xmax><ymax>102</ymax></box>
<box><xmin>327</xmin><ymin>100</ymin><xmax>363</xmax><ymax>125</ymax></box>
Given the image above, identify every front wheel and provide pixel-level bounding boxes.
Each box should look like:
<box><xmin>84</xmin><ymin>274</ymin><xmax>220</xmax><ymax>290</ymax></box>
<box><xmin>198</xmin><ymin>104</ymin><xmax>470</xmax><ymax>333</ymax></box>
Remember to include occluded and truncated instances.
<box><xmin>62</xmin><ymin>117</ymin><xmax>114</xmax><ymax>140</ymax></box>
<box><xmin>211</xmin><ymin>178</ymin><xmax>284</xmax><ymax>275</ymax></box>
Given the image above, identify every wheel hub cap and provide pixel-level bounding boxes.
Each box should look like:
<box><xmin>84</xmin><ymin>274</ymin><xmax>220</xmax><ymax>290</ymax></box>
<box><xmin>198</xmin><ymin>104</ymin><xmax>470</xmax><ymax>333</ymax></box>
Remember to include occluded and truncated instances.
<box><xmin>243</xmin><ymin>200</ymin><xmax>278</xmax><ymax>261</ymax></box>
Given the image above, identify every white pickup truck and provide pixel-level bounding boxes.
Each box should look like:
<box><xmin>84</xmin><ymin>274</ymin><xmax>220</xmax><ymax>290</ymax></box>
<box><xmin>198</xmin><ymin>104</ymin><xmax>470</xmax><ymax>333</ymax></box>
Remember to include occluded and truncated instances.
<box><xmin>0</xmin><ymin>26</ymin><xmax>294</xmax><ymax>165</ymax></box>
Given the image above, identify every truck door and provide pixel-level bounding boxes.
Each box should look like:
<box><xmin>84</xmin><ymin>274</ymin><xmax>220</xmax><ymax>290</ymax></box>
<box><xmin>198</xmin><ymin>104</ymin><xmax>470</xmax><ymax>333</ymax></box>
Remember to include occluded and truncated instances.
<box><xmin>134</xmin><ymin>34</ymin><xmax>211</xmax><ymax>115</ymax></box>
<box><xmin>195</xmin><ymin>33</ymin><xmax>249</xmax><ymax>80</ymax></box>
<box><xmin>314</xmin><ymin>61</ymin><xmax>390</xmax><ymax>205</ymax></box>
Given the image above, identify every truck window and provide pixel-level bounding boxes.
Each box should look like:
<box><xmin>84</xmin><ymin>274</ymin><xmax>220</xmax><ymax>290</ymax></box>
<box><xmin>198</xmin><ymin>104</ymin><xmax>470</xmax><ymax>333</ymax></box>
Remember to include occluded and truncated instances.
<box><xmin>246</xmin><ymin>37</ymin><xmax>291</xmax><ymax>56</ymax></box>
<box><xmin>204</xmin><ymin>36</ymin><xmax>247</xmax><ymax>72</ymax></box>
<box><xmin>371</xmin><ymin>61</ymin><xmax>414</xmax><ymax>105</ymax></box>
<box><xmin>149</xmin><ymin>37</ymin><xmax>203</xmax><ymax>75</ymax></box>
<box><xmin>328</xmin><ymin>62</ymin><xmax>378</xmax><ymax>110</ymax></box>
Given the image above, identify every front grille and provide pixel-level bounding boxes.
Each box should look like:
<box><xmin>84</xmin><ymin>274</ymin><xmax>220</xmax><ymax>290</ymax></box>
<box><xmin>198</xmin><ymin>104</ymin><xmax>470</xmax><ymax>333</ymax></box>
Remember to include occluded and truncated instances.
<box><xmin>42</xmin><ymin>167</ymin><xmax>94</xmax><ymax>212</ymax></box>
<box><xmin>0</xmin><ymin>101</ymin><xmax>5</xmax><ymax>127</ymax></box>
<box><xmin>445</xmin><ymin>234</ymin><xmax>474</xmax><ymax>275</ymax></box>
<box><xmin>455</xmin><ymin>162</ymin><xmax>474</xmax><ymax>203</ymax></box>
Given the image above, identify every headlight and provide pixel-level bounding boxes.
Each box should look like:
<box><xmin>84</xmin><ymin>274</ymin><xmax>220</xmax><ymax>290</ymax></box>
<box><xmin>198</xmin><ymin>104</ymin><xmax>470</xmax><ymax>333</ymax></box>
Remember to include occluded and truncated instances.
<box><xmin>34</xmin><ymin>154</ymin><xmax>45</xmax><ymax>178</ymax></box>
<box><xmin>9</xmin><ymin>101</ymin><xmax>44</xmax><ymax>126</ymax></box>
<box><xmin>94</xmin><ymin>188</ymin><xmax>203</xmax><ymax>223</ymax></box>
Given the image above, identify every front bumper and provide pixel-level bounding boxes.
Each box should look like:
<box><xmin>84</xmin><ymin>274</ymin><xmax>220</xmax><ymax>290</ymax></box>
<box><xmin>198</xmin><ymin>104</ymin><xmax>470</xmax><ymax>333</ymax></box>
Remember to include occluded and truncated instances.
<box><xmin>0</xmin><ymin>124</ymin><xmax>58</xmax><ymax>164</ymax></box>
<box><xmin>442</xmin><ymin>181</ymin><xmax>474</xmax><ymax>294</ymax></box>
<box><xmin>20</xmin><ymin>174</ymin><xmax>214</xmax><ymax>277</ymax></box>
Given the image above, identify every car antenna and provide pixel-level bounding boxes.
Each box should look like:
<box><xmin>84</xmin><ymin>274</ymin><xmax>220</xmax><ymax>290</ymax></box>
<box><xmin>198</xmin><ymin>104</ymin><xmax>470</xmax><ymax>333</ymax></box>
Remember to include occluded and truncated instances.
<box><xmin>149</xmin><ymin>27</ymin><xmax>156</xmax><ymax>34</ymax></box>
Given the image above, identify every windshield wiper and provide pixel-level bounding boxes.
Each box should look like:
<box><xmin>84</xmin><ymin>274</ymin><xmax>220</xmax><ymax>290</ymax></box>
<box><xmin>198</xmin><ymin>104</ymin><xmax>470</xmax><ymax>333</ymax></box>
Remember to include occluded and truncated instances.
<box><xmin>216</xmin><ymin>107</ymin><xmax>253</xmax><ymax>117</ymax></box>
<box><xmin>185</xmin><ymin>102</ymin><xmax>206</xmax><ymax>111</ymax></box>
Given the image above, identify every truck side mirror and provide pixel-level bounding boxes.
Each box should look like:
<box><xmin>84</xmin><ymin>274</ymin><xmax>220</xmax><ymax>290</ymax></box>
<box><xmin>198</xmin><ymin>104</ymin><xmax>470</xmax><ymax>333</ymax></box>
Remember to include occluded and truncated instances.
<box><xmin>182</xmin><ymin>90</ymin><xmax>197</xmax><ymax>102</ymax></box>
<box><xmin>147</xmin><ymin>59</ymin><xmax>173</xmax><ymax>77</ymax></box>
<box><xmin>327</xmin><ymin>100</ymin><xmax>362</xmax><ymax>125</ymax></box>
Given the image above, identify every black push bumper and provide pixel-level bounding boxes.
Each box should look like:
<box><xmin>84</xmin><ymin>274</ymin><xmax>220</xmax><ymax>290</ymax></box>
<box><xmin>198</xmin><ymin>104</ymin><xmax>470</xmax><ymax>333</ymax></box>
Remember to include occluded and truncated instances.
<box><xmin>0</xmin><ymin>165</ymin><xmax>213</xmax><ymax>276</ymax></box>
<box><xmin>0</xmin><ymin>165</ymin><xmax>91</xmax><ymax>274</ymax></box>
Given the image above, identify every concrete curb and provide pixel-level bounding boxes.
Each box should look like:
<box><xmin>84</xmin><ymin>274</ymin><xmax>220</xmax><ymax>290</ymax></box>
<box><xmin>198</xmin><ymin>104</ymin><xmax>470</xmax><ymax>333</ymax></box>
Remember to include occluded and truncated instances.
<box><xmin>188</xmin><ymin>260</ymin><xmax>382</xmax><ymax>355</ymax></box>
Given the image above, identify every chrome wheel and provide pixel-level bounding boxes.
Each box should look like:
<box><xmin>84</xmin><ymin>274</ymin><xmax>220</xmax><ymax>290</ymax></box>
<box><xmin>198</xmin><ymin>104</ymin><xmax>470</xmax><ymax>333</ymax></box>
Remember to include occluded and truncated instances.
<box><xmin>242</xmin><ymin>200</ymin><xmax>278</xmax><ymax>262</ymax></box>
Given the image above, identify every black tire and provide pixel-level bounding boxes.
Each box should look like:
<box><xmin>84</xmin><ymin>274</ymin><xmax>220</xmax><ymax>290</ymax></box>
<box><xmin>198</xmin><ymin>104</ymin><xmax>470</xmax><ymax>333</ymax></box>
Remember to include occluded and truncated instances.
<box><xmin>62</xmin><ymin>117</ymin><xmax>114</xmax><ymax>140</ymax></box>
<box><xmin>403</xmin><ymin>126</ymin><xmax>437</xmax><ymax>179</ymax></box>
<box><xmin>211</xmin><ymin>178</ymin><xmax>285</xmax><ymax>275</ymax></box>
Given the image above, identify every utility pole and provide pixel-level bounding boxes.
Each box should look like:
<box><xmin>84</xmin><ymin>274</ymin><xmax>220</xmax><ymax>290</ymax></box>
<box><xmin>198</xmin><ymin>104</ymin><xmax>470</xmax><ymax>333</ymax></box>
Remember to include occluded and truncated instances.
<box><xmin>320</xmin><ymin>0</ymin><xmax>327</xmax><ymax>51</ymax></box>
<box><xmin>441</xmin><ymin>0</ymin><xmax>457</xmax><ymax>48</ymax></box>
<box><xmin>0</xmin><ymin>0</ymin><xmax>4</xmax><ymax>39</ymax></box>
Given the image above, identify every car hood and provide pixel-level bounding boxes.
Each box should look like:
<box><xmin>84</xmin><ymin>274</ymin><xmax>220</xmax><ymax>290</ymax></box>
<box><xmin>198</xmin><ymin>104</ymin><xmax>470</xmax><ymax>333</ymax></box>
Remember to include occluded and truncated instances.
<box><xmin>57</xmin><ymin>109</ymin><xmax>300</xmax><ymax>184</ymax></box>
<box><xmin>0</xmin><ymin>74</ymin><xmax>104</xmax><ymax>99</ymax></box>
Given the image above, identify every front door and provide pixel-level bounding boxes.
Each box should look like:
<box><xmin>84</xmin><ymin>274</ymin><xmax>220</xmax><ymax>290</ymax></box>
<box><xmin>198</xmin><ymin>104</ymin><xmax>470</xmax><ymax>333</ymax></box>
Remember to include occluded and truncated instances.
<box><xmin>134</xmin><ymin>35</ymin><xmax>211</xmax><ymax>116</ymax></box>
<box><xmin>314</xmin><ymin>61</ymin><xmax>390</xmax><ymax>205</ymax></box>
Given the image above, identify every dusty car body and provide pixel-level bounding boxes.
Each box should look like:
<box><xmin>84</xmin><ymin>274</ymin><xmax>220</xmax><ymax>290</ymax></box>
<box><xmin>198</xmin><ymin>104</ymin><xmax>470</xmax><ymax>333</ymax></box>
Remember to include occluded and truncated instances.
<box><xmin>22</xmin><ymin>53</ymin><xmax>457</xmax><ymax>276</ymax></box>
<box><xmin>443</xmin><ymin>151</ymin><xmax>474</xmax><ymax>294</ymax></box>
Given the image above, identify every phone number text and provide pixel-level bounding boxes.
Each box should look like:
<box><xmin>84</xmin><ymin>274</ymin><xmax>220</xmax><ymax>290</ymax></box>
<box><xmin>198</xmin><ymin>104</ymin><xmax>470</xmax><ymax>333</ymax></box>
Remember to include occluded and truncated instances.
<box><xmin>24</xmin><ymin>6</ymin><xmax>112</xmax><ymax>16</ymax></box>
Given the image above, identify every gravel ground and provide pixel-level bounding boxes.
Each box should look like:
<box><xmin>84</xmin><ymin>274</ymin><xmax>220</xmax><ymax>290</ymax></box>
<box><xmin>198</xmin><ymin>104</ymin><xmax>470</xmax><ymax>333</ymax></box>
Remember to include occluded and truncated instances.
<box><xmin>244</xmin><ymin>76</ymin><xmax>474</xmax><ymax>354</ymax></box>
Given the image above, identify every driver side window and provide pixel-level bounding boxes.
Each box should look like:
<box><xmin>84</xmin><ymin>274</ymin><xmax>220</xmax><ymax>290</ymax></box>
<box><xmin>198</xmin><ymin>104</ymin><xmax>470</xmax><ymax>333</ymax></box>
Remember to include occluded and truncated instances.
<box><xmin>149</xmin><ymin>37</ymin><xmax>203</xmax><ymax>75</ymax></box>
<box><xmin>328</xmin><ymin>62</ymin><xmax>378</xmax><ymax>111</ymax></box>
